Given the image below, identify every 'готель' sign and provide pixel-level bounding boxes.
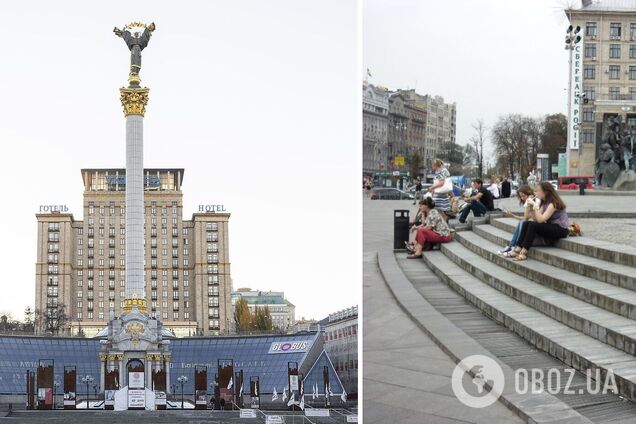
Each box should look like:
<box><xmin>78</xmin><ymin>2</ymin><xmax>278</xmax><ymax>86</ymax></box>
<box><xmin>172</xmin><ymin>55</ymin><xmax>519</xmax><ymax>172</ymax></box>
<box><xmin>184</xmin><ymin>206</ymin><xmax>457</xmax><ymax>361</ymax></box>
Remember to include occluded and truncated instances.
<box><xmin>268</xmin><ymin>341</ymin><xmax>312</xmax><ymax>354</ymax></box>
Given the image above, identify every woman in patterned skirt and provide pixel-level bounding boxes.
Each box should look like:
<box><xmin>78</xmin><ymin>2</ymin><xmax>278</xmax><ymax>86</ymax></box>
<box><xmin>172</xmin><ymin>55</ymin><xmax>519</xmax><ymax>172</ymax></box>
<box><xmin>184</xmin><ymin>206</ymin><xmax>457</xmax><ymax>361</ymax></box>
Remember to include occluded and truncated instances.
<box><xmin>428</xmin><ymin>159</ymin><xmax>451</xmax><ymax>219</ymax></box>
<box><xmin>407</xmin><ymin>197</ymin><xmax>453</xmax><ymax>258</ymax></box>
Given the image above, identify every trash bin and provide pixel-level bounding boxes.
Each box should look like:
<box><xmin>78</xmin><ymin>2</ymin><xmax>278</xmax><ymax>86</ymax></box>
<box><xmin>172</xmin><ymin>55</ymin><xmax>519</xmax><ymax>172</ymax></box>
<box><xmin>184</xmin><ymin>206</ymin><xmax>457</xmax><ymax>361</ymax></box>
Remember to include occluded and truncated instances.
<box><xmin>579</xmin><ymin>181</ymin><xmax>585</xmax><ymax>195</ymax></box>
<box><xmin>394</xmin><ymin>209</ymin><xmax>410</xmax><ymax>250</ymax></box>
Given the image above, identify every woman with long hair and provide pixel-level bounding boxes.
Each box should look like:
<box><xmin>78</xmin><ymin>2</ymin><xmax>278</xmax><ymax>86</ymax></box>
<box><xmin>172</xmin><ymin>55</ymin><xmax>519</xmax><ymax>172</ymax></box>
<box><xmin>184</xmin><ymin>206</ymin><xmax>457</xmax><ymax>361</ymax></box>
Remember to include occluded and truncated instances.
<box><xmin>498</xmin><ymin>185</ymin><xmax>536</xmax><ymax>256</ymax></box>
<box><xmin>428</xmin><ymin>159</ymin><xmax>452</xmax><ymax>219</ymax></box>
<box><xmin>508</xmin><ymin>182</ymin><xmax>570</xmax><ymax>261</ymax></box>
<box><xmin>407</xmin><ymin>197</ymin><xmax>452</xmax><ymax>258</ymax></box>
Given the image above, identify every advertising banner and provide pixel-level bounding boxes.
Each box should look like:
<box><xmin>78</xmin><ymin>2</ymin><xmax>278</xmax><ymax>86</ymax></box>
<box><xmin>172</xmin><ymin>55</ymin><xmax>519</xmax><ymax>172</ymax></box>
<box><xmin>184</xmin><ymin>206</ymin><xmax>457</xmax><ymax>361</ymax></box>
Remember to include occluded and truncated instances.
<box><xmin>196</xmin><ymin>390</ymin><xmax>207</xmax><ymax>405</ymax></box>
<box><xmin>268</xmin><ymin>341</ymin><xmax>312</xmax><ymax>355</ymax></box>
<box><xmin>127</xmin><ymin>389</ymin><xmax>145</xmax><ymax>408</ymax></box>
<box><xmin>154</xmin><ymin>391</ymin><xmax>166</xmax><ymax>406</ymax></box>
<box><xmin>128</xmin><ymin>372</ymin><xmax>144</xmax><ymax>389</ymax></box>
<box><xmin>105</xmin><ymin>390</ymin><xmax>116</xmax><ymax>407</ymax></box>
<box><xmin>306</xmin><ymin>408</ymin><xmax>330</xmax><ymax>417</ymax></box>
<box><xmin>290</xmin><ymin>375</ymin><xmax>299</xmax><ymax>391</ymax></box>
<box><xmin>569</xmin><ymin>40</ymin><xmax>583</xmax><ymax>150</ymax></box>
<box><xmin>240</xmin><ymin>409</ymin><xmax>257</xmax><ymax>418</ymax></box>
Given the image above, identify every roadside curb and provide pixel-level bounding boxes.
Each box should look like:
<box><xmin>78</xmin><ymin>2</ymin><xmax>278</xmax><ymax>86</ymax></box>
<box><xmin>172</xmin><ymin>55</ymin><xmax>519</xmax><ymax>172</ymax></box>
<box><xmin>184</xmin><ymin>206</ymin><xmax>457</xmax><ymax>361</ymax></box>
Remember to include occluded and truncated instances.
<box><xmin>377</xmin><ymin>247</ymin><xmax>593</xmax><ymax>424</ymax></box>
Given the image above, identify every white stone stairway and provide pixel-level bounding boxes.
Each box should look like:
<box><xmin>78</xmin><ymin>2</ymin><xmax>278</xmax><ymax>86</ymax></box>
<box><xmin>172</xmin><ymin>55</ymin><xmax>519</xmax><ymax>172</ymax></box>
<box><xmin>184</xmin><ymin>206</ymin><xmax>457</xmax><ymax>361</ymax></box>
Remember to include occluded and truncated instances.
<box><xmin>421</xmin><ymin>216</ymin><xmax>636</xmax><ymax>401</ymax></box>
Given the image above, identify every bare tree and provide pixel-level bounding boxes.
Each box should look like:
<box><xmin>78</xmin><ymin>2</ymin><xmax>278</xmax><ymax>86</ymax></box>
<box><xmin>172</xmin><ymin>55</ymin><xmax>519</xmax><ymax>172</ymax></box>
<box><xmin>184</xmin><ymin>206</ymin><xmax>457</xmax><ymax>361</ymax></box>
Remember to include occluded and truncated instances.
<box><xmin>35</xmin><ymin>303</ymin><xmax>69</xmax><ymax>336</ymax></box>
<box><xmin>491</xmin><ymin>114</ymin><xmax>545</xmax><ymax>179</ymax></box>
<box><xmin>470</xmin><ymin>119</ymin><xmax>487</xmax><ymax>179</ymax></box>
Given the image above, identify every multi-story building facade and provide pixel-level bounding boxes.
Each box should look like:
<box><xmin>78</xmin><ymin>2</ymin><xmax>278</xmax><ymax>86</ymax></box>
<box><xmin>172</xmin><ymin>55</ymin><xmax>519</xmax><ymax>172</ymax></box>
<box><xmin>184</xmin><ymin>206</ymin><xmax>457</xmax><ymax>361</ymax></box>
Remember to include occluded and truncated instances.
<box><xmin>362</xmin><ymin>83</ymin><xmax>390</xmax><ymax>175</ymax></box>
<box><xmin>387</xmin><ymin>90</ymin><xmax>456</xmax><ymax>174</ymax></box>
<box><xmin>569</xmin><ymin>0</ymin><xmax>636</xmax><ymax>176</ymax></box>
<box><xmin>231</xmin><ymin>289</ymin><xmax>296</xmax><ymax>331</ymax></box>
<box><xmin>387</xmin><ymin>92</ymin><xmax>408</xmax><ymax>171</ymax></box>
<box><xmin>321</xmin><ymin>305</ymin><xmax>358</xmax><ymax>396</ymax></box>
<box><xmin>35</xmin><ymin>168</ymin><xmax>232</xmax><ymax>337</ymax></box>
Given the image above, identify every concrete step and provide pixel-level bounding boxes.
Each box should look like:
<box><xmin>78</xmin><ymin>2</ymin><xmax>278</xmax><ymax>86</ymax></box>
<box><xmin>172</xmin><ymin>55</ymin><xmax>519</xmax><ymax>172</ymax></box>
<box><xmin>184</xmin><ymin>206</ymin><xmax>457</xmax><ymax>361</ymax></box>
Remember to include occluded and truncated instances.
<box><xmin>491</xmin><ymin>217</ymin><xmax>636</xmax><ymax>267</ymax></box>
<box><xmin>472</xmin><ymin>224</ymin><xmax>636</xmax><ymax>292</ymax></box>
<box><xmin>439</xmin><ymin>241</ymin><xmax>636</xmax><ymax>357</ymax></box>
<box><xmin>421</xmin><ymin>250</ymin><xmax>636</xmax><ymax>402</ymax></box>
<box><xmin>456</xmin><ymin>230</ymin><xmax>636</xmax><ymax>320</ymax></box>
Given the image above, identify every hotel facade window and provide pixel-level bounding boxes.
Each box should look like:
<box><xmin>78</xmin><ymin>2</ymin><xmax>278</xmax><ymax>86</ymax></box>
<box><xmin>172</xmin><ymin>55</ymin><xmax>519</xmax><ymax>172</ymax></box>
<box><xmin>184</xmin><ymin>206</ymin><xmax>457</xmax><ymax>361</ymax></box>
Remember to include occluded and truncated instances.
<box><xmin>610</xmin><ymin>44</ymin><xmax>621</xmax><ymax>58</ymax></box>
<box><xmin>609</xmin><ymin>65</ymin><xmax>620</xmax><ymax>80</ymax></box>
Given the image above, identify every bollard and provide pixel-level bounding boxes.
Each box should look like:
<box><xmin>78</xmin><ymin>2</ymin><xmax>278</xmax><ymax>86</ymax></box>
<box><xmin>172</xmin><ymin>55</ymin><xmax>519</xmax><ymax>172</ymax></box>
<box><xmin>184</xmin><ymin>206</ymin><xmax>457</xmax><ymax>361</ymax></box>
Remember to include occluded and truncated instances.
<box><xmin>394</xmin><ymin>210</ymin><xmax>410</xmax><ymax>249</ymax></box>
<box><xmin>579</xmin><ymin>181</ymin><xmax>585</xmax><ymax>195</ymax></box>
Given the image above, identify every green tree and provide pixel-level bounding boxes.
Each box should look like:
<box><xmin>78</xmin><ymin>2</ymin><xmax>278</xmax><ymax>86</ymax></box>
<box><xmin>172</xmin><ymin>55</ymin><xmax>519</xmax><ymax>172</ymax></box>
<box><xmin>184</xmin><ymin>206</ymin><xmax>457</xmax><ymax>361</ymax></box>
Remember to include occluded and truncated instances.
<box><xmin>540</xmin><ymin>113</ymin><xmax>567</xmax><ymax>165</ymax></box>
<box><xmin>23</xmin><ymin>306</ymin><xmax>34</xmax><ymax>333</ymax></box>
<box><xmin>438</xmin><ymin>142</ymin><xmax>464</xmax><ymax>175</ymax></box>
<box><xmin>233</xmin><ymin>298</ymin><xmax>252</xmax><ymax>332</ymax></box>
<box><xmin>407</xmin><ymin>151</ymin><xmax>423</xmax><ymax>179</ymax></box>
<box><xmin>252</xmin><ymin>306</ymin><xmax>273</xmax><ymax>331</ymax></box>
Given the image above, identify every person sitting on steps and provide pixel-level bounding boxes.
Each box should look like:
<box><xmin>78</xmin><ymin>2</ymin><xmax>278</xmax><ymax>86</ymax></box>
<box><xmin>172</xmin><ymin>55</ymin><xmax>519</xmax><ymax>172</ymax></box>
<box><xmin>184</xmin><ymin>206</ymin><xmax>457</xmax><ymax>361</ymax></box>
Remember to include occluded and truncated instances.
<box><xmin>458</xmin><ymin>179</ymin><xmax>494</xmax><ymax>224</ymax></box>
<box><xmin>508</xmin><ymin>182</ymin><xmax>570</xmax><ymax>261</ymax></box>
<box><xmin>498</xmin><ymin>185</ymin><xmax>537</xmax><ymax>257</ymax></box>
<box><xmin>407</xmin><ymin>197</ymin><xmax>453</xmax><ymax>259</ymax></box>
<box><xmin>405</xmin><ymin>199</ymin><xmax>426</xmax><ymax>251</ymax></box>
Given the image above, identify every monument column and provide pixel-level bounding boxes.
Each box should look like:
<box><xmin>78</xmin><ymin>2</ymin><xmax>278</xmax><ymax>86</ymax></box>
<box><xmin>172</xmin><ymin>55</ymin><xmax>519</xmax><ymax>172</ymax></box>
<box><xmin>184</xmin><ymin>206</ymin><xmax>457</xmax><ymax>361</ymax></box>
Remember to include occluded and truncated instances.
<box><xmin>120</xmin><ymin>85</ymin><xmax>149</xmax><ymax>313</ymax></box>
<box><xmin>164</xmin><ymin>354</ymin><xmax>171</xmax><ymax>394</ymax></box>
<box><xmin>145</xmin><ymin>354</ymin><xmax>153</xmax><ymax>389</ymax></box>
<box><xmin>99</xmin><ymin>354</ymin><xmax>107</xmax><ymax>392</ymax></box>
<box><xmin>118</xmin><ymin>355</ymin><xmax>125</xmax><ymax>389</ymax></box>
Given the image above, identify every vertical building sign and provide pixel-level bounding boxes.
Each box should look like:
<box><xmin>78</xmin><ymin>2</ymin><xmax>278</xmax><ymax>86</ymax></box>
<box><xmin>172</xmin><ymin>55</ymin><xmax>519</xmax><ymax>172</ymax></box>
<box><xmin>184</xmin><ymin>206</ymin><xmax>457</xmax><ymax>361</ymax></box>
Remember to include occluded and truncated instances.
<box><xmin>569</xmin><ymin>40</ymin><xmax>583</xmax><ymax>150</ymax></box>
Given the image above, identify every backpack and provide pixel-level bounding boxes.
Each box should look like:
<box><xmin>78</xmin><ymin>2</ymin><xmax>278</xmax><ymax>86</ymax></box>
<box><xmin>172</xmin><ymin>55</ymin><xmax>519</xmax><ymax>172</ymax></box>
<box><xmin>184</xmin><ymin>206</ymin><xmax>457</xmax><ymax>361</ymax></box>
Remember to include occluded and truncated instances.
<box><xmin>568</xmin><ymin>222</ymin><xmax>582</xmax><ymax>237</ymax></box>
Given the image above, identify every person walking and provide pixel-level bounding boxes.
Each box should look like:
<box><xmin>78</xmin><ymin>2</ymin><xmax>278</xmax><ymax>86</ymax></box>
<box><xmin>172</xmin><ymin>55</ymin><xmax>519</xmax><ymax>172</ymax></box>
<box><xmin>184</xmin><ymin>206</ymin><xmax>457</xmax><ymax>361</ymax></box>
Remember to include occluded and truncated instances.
<box><xmin>413</xmin><ymin>178</ymin><xmax>423</xmax><ymax>205</ymax></box>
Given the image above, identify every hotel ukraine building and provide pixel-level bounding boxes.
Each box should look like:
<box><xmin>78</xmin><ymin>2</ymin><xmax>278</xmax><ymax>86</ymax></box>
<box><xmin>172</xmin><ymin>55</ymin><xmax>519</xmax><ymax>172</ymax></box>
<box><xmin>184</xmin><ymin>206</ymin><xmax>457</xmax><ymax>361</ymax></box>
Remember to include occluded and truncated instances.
<box><xmin>35</xmin><ymin>168</ymin><xmax>232</xmax><ymax>337</ymax></box>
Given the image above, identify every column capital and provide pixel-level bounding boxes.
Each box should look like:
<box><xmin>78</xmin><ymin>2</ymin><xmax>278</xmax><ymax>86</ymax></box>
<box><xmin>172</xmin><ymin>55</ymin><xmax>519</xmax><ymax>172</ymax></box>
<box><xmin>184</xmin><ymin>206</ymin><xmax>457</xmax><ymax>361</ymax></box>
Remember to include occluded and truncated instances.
<box><xmin>119</xmin><ymin>87</ymin><xmax>150</xmax><ymax>117</ymax></box>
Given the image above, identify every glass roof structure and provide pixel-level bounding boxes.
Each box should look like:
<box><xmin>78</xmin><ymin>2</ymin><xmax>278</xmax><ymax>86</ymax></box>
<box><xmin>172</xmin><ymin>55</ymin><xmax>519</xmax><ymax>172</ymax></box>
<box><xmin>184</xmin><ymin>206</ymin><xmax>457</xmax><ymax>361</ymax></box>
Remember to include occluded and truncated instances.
<box><xmin>0</xmin><ymin>332</ymin><xmax>343</xmax><ymax>395</ymax></box>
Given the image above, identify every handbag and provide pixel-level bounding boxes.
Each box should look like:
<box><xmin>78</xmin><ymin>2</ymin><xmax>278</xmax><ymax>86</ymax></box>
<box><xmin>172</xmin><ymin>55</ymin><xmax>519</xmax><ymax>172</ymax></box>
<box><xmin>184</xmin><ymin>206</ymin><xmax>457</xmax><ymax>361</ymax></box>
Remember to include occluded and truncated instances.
<box><xmin>436</xmin><ymin>177</ymin><xmax>453</xmax><ymax>194</ymax></box>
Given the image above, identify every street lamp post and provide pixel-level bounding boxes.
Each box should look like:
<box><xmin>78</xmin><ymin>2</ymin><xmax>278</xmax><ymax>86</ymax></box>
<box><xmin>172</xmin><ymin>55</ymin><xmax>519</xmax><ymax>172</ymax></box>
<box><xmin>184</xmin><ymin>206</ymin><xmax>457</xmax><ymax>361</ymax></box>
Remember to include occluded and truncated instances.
<box><xmin>177</xmin><ymin>375</ymin><xmax>188</xmax><ymax>409</ymax></box>
<box><xmin>81</xmin><ymin>375</ymin><xmax>94</xmax><ymax>409</ymax></box>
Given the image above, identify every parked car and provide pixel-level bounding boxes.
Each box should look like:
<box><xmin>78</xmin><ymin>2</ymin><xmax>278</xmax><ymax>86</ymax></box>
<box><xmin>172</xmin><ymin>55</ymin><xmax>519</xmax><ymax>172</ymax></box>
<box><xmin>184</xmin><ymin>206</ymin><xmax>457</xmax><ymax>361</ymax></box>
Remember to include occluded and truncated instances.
<box><xmin>548</xmin><ymin>180</ymin><xmax>558</xmax><ymax>190</ymax></box>
<box><xmin>370</xmin><ymin>188</ymin><xmax>415</xmax><ymax>200</ymax></box>
<box><xmin>405</xmin><ymin>183</ymin><xmax>432</xmax><ymax>194</ymax></box>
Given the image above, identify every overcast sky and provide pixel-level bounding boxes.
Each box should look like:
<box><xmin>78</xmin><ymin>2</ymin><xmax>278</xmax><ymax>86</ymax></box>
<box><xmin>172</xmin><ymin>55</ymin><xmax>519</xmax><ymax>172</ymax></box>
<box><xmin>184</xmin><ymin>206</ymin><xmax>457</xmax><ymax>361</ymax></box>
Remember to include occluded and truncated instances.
<box><xmin>0</xmin><ymin>0</ymin><xmax>359</xmax><ymax>321</ymax></box>
<box><xmin>364</xmin><ymin>0</ymin><xmax>573</xmax><ymax>162</ymax></box>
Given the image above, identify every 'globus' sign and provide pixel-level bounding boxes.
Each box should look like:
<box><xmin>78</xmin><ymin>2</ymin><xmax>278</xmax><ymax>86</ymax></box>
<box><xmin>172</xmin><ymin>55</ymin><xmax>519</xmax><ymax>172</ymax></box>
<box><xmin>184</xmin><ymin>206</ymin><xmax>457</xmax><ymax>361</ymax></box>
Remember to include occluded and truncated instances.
<box><xmin>268</xmin><ymin>341</ymin><xmax>311</xmax><ymax>354</ymax></box>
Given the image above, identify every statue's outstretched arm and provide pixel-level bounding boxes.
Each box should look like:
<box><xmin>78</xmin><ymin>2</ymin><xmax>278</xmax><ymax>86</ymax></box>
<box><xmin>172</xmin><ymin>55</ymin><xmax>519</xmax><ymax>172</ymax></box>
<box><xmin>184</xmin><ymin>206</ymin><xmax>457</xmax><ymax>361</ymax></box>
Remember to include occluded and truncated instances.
<box><xmin>113</xmin><ymin>27</ymin><xmax>123</xmax><ymax>37</ymax></box>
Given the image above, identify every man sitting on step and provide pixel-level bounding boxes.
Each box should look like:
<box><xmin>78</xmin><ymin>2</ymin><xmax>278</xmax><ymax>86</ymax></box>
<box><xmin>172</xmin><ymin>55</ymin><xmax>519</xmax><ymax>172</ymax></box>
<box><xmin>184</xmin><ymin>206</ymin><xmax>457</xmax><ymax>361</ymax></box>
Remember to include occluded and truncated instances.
<box><xmin>458</xmin><ymin>179</ymin><xmax>494</xmax><ymax>224</ymax></box>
